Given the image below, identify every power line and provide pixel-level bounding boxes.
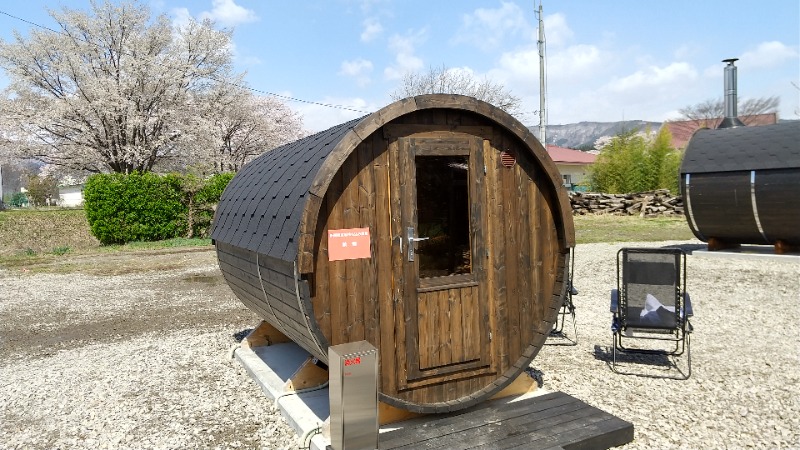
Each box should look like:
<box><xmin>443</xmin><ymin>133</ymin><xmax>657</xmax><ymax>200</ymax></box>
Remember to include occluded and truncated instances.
<box><xmin>0</xmin><ymin>9</ymin><xmax>371</xmax><ymax>114</ymax></box>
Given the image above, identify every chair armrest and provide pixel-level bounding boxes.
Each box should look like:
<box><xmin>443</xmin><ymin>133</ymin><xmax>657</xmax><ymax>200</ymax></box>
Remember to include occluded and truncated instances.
<box><xmin>610</xmin><ymin>289</ymin><xmax>619</xmax><ymax>313</ymax></box>
<box><xmin>683</xmin><ymin>292</ymin><xmax>693</xmax><ymax>317</ymax></box>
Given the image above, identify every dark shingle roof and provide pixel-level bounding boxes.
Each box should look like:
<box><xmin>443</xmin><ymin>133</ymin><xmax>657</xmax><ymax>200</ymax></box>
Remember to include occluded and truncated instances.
<box><xmin>212</xmin><ymin>117</ymin><xmax>364</xmax><ymax>261</ymax></box>
<box><xmin>681</xmin><ymin>121</ymin><xmax>800</xmax><ymax>174</ymax></box>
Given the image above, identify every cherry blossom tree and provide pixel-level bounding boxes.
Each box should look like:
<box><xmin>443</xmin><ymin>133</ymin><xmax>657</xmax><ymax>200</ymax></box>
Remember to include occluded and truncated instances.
<box><xmin>201</xmin><ymin>89</ymin><xmax>306</xmax><ymax>173</ymax></box>
<box><xmin>0</xmin><ymin>1</ymin><xmax>301</xmax><ymax>174</ymax></box>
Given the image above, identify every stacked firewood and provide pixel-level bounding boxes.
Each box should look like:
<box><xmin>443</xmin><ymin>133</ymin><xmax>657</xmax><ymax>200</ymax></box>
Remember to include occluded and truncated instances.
<box><xmin>568</xmin><ymin>189</ymin><xmax>684</xmax><ymax>217</ymax></box>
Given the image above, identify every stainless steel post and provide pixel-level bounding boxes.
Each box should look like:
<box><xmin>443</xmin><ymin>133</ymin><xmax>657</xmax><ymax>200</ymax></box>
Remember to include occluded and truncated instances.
<box><xmin>328</xmin><ymin>341</ymin><xmax>378</xmax><ymax>450</ymax></box>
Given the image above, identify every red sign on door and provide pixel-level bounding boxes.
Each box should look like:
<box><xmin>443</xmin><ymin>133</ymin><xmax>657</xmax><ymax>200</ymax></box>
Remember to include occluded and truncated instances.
<box><xmin>328</xmin><ymin>228</ymin><xmax>371</xmax><ymax>261</ymax></box>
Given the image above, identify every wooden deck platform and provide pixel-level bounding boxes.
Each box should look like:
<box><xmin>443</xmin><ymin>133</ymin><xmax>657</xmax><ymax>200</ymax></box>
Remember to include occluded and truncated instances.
<box><xmin>235</xmin><ymin>340</ymin><xmax>632</xmax><ymax>449</ymax></box>
<box><xmin>376</xmin><ymin>391</ymin><xmax>633</xmax><ymax>450</ymax></box>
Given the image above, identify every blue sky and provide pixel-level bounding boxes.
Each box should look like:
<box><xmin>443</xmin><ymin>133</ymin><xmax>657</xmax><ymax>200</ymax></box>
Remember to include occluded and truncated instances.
<box><xmin>0</xmin><ymin>0</ymin><xmax>798</xmax><ymax>133</ymax></box>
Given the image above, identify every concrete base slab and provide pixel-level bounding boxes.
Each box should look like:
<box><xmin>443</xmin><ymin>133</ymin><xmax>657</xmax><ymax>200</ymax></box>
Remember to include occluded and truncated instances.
<box><xmin>234</xmin><ymin>343</ymin><xmax>329</xmax><ymax>449</ymax></box>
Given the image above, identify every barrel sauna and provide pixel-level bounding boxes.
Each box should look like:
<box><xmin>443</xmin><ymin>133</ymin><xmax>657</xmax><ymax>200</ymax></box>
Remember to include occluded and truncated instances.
<box><xmin>681</xmin><ymin>121</ymin><xmax>800</xmax><ymax>249</ymax></box>
<box><xmin>212</xmin><ymin>94</ymin><xmax>575</xmax><ymax>413</ymax></box>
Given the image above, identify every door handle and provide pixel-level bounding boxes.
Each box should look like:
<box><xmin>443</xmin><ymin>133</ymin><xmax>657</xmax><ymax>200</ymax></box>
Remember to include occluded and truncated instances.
<box><xmin>407</xmin><ymin>227</ymin><xmax>429</xmax><ymax>262</ymax></box>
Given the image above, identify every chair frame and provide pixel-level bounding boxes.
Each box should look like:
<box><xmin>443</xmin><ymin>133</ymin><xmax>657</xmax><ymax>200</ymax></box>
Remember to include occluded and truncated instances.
<box><xmin>611</xmin><ymin>247</ymin><xmax>693</xmax><ymax>379</ymax></box>
<box><xmin>549</xmin><ymin>247</ymin><xmax>577</xmax><ymax>345</ymax></box>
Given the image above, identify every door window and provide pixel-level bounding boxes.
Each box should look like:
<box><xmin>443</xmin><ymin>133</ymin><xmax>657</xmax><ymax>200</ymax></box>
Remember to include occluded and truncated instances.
<box><xmin>414</xmin><ymin>155</ymin><xmax>472</xmax><ymax>279</ymax></box>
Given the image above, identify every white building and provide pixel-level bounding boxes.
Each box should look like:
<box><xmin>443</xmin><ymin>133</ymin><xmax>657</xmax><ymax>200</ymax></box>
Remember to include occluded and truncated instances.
<box><xmin>58</xmin><ymin>184</ymin><xmax>85</xmax><ymax>207</ymax></box>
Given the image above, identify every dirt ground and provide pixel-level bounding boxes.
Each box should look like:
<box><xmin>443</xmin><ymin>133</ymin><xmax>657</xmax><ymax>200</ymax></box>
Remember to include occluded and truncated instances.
<box><xmin>1</xmin><ymin>248</ymin><xmax>253</xmax><ymax>360</ymax></box>
<box><xmin>3</xmin><ymin>248</ymin><xmax>258</xmax><ymax>362</ymax></box>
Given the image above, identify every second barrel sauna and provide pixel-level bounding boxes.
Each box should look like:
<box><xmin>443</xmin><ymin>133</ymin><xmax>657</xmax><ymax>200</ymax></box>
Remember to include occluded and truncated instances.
<box><xmin>212</xmin><ymin>94</ymin><xmax>575</xmax><ymax>413</ymax></box>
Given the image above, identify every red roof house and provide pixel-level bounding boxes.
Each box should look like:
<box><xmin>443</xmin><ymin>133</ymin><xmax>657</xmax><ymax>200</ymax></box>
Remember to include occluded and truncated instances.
<box><xmin>546</xmin><ymin>145</ymin><xmax>597</xmax><ymax>190</ymax></box>
<box><xmin>663</xmin><ymin>113</ymin><xmax>778</xmax><ymax>149</ymax></box>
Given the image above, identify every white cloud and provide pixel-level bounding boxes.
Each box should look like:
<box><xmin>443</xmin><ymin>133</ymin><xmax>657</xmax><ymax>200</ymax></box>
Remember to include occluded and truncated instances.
<box><xmin>738</xmin><ymin>41</ymin><xmax>799</xmax><ymax>70</ymax></box>
<box><xmin>491</xmin><ymin>47</ymin><xmax>537</xmax><ymax>88</ymax></box>
<box><xmin>702</xmin><ymin>63</ymin><xmax>721</xmax><ymax>79</ymax></box>
<box><xmin>492</xmin><ymin>43</ymin><xmax>603</xmax><ymax>93</ymax></box>
<box><xmin>383</xmin><ymin>30</ymin><xmax>427</xmax><ymax>80</ymax></box>
<box><xmin>607</xmin><ymin>62</ymin><xmax>698</xmax><ymax>93</ymax></box>
<box><xmin>535</xmin><ymin>59</ymin><xmax>711</xmax><ymax>125</ymax></box>
<box><xmin>542</xmin><ymin>13</ymin><xmax>573</xmax><ymax>48</ymax></box>
<box><xmin>547</xmin><ymin>44</ymin><xmax>603</xmax><ymax>79</ymax></box>
<box><xmin>357</xmin><ymin>0</ymin><xmax>387</xmax><ymax>14</ymax></box>
<box><xmin>453</xmin><ymin>2</ymin><xmax>531</xmax><ymax>51</ymax></box>
<box><xmin>340</xmin><ymin>58</ymin><xmax>374</xmax><ymax>87</ymax></box>
<box><xmin>673</xmin><ymin>43</ymin><xmax>700</xmax><ymax>61</ymax></box>
<box><xmin>171</xmin><ymin>7</ymin><xmax>193</xmax><ymax>29</ymax></box>
<box><xmin>198</xmin><ymin>0</ymin><xmax>258</xmax><ymax>27</ymax></box>
<box><xmin>361</xmin><ymin>18</ymin><xmax>383</xmax><ymax>42</ymax></box>
<box><xmin>340</xmin><ymin>59</ymin><xmax>374</xmax><ymax>77</ymax></box>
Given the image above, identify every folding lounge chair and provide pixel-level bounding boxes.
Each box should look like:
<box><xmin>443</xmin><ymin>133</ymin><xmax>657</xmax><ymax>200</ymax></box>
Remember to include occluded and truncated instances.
<box><xmin>610</xmin><ymin>247</ymin><xmax>693</xmax><ymax>379</ymax></box>
<box><xmin>550</xmin><ymin>247</ymin><xmax>578</xmax><ymax>344</ymax></box>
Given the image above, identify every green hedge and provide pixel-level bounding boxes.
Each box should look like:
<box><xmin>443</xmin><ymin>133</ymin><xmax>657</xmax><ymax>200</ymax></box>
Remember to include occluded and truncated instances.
<box><xmin>185</xmin><ymin>172</ymin><xmax>235</xmax><ymax>239</ymax></box>
<box><xmin>84</xmin><ymin>172</ymin><xmax>186</xmax><ymax>245</ymax></box>
<box><xmin>83</xmin><ymin>172</ymin><xmax>233</xmax><ymax>245</ymax></box>
<box><xmin>83</xmin><ymin>173</ymin><xmax>233</xmax><ymax>245</ymax></box>
<box><xmin>197</xmin><ymin>172</ymin><xmax>234</xmax><ymax>205</ymax></box>
<box><xmin>83</xmin><ymin>173</ymin><xmax>234</xmax><ymax>244</ymax></box>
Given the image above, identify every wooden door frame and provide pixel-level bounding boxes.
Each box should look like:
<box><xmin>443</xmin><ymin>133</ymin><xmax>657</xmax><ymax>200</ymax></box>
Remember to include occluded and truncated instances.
<box><xmin>394</xmin><ymin>134</ymin><xmax>493</xmax><ymax>391</ymax></box>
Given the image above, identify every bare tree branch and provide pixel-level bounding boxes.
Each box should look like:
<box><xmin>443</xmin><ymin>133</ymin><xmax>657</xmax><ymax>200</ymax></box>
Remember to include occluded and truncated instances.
<box><xmin>678</xmin><ymin>96</ymin><xmax>780</xmax><ymax>121</ymax></box>
<box><xmin>390</xmin><ymin>64</ymin><xmax>523</xmax><ymax>117</ymax></box>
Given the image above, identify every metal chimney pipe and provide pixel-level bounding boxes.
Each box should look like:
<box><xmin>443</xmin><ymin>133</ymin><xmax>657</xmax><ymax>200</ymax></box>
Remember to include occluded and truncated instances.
<box><xmin>718</xmin><ymin>58</ymin><xmax>745</xmax><ymax>128</ymax></box>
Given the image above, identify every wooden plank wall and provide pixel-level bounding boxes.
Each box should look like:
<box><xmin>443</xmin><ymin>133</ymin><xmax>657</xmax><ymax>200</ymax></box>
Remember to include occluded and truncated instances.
<box><xmin>484</xmin><ymin>126</ymin><xmax>562</xmax><ymax>381</ymax></box>
<box><xmin>311</xmin><ymin>132</ymin><xmax>388</xmax><ymax>356</ymax></box>
<box><xmin>216</xmin><ymin>242</ymin><xmax>326</xmax><ymax>360</ymax></box>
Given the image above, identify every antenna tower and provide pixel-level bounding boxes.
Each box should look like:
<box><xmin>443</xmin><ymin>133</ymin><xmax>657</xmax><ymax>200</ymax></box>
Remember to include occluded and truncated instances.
<box><xmin>537</xmin><ymin>2</ymin><xmax>547</xmax><ymax>146</ymax></box>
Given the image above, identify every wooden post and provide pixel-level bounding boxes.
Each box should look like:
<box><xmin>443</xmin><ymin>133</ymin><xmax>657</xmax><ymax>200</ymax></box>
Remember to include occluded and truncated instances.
<box><xmin>284</xmin><ymin>357</ymin><xmax>329</xmax><ymax>392</ymax></box>
<box><xmin>490</xmin><ymin>371</ymin><xmax>539</xmax><ymax>400</ymax></box>
<box><xmin>242</xmin><ymin>320</ymin><xmax>292</xmax><ymax>349</ymax></box>
<box><xmin>775</xmin><ymin>240</ymin><xmax>799</xmax><ymax>255</ymax></box>
<box><xmin>379</xmin><ymin>402</ymin><xmax>423</xmax><ymax>425</ymax></box>
<box><xmin>707</xmin><ymin>237</ymin><xmax>741</xmax><ymax>252</ymax></box>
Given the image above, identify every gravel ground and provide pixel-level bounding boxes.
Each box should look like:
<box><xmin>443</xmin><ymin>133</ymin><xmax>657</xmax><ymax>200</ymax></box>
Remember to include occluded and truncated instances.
<box><xmin>1</xmin><ymin>242</ymin><xmax>798</xmax><ymax>449</ymax></box>
<box><xmin>0</xmin><ymin>250</ymin><xmax>299</xmax><ymax>450</ymax></box>
<box><xmin>536</xmin><ymin>241</ymin><xmax>800</xmax><ymax>450</ymax></box>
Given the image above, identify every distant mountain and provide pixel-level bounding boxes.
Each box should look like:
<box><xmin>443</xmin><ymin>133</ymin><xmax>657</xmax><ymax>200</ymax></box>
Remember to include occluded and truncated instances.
<box><xmin>528</xmin><ymin>120</ymin><xmax>662</xmax><ymax>149</ymax></box>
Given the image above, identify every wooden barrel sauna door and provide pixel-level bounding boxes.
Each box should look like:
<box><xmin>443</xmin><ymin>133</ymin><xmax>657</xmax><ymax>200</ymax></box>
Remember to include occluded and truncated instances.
<box><xmin>395</xmin><ymin>135</ymin><xmax>492</xmax><ymax>392</ymax></box>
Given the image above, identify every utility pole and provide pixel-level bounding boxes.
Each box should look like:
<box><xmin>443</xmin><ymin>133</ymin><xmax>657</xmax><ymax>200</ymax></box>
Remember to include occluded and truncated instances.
<box><xmin>537</xmin><ymin>2</ymin><xmax>547</xmax><ymax>146</ymax></box>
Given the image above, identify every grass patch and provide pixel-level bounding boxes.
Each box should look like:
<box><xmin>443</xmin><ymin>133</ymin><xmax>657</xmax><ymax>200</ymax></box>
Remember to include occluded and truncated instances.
<box><xmin>0</xmin><ymin>207</ymin><xmax>696</xmax><ymax>271</ymax></box>
<box><xmin>573</xmin><ymin>214</ymin><xmax>695</xmax><ymax>244</ymax></box>
<box><xmin>107</xmin><ymin>237</ymin><xmax>212</xmax><ymax>251</ymax></box>
<box><xmin>0</xmin><ymin>209</ymin><xmax>99</xmax><ymax>257</ymax></box>
<box><xmin>0</xmin><ymin>209</ymin><xmax>212</xmax><ymax>270</ymax></box>
<box><xmin>51</xmin><ymin>246</ymin><xmax>71</xmax><ymax>256</ymax></box>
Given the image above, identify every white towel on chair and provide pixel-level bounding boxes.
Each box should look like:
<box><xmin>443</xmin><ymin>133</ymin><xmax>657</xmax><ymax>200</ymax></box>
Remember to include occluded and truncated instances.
<box><xmin>640</xmin><ymin>293</ymin><xmax>675</xmax><ymax>318</ymax></box>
